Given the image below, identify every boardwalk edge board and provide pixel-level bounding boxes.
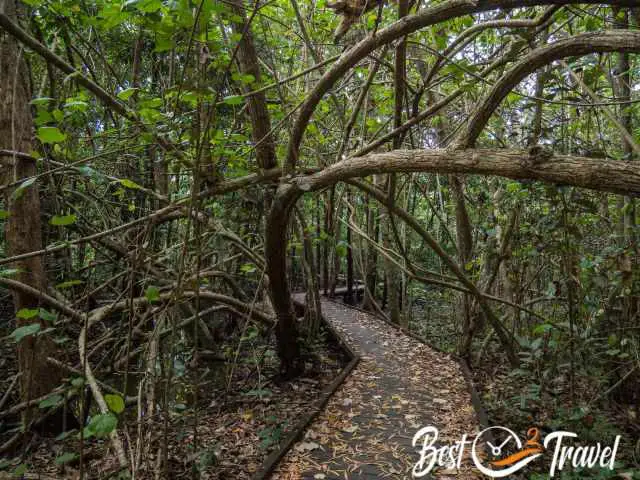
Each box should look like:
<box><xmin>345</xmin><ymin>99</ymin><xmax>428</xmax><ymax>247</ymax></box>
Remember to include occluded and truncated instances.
<box><xmin>252</xmin><ymin>298</ymin><xmax>361</xmax><ymax>480</ymax></box>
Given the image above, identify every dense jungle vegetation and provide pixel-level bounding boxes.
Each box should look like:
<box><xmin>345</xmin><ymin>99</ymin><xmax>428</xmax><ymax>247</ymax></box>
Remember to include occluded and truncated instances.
<box><xmin>0</xmin><ymin>0</ymin><xmax>639</xmax><ymax>478</ymax></box>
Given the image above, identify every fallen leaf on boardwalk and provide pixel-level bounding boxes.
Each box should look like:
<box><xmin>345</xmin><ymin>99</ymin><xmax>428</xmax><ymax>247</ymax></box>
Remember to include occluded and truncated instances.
<box><xmin>275</xmin><ymin>299</ymin><xmax>480</xmax><ymax>480</ymax></box>
<box><xmin>295</xmin><ymin>441</ymin><xmax>321</xmax><ymax>452</ymax></box>
<box><xmin>242</xmin><ymin>410</ymin><xmax>253</xmax><ymax>421</ymax></box>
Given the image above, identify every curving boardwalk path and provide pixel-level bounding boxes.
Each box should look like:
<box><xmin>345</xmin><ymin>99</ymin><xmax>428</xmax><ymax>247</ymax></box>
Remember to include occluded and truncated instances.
<box><xmin>273</xmin><ymin>298</ymin><xmax>481</xmax><ymax>479</ymax></box>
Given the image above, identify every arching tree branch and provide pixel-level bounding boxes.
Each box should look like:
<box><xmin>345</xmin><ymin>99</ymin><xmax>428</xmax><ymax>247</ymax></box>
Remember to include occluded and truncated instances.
<box><xmin>283</xmin><ymin>0</ymin><xmax>639</xmax><ymax>173</ymax></box>
<box><xmin>457</xmin><ymin>30</ymin><xmax>640</xmax><ymax>148</ymax></box>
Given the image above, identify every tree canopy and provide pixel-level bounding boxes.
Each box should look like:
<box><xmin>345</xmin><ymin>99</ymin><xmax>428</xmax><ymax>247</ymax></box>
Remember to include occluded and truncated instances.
<box><xmin>1</xmin><ymin>0</ymin><xmax>639</xmax><ymax>477</ymax></box>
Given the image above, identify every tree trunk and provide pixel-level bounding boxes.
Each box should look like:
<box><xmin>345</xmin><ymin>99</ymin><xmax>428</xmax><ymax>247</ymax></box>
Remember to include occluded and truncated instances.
<box><xmin>611</xmin><ymin>8</ymin><xmax>639</xmax><ymax>330</ymax></box>
<box><xmin>362</xmin><ymin>191</ymin><xmax>378</xmax><ymax>310</ymax></box>
<box><xmin>295</xmin><ymin>208</ymin><xmax>322</xmax><ymax>338</ymax></box>
<box><xmin>0</xmin><ymin>0</ymin><xmax>60</xmax><ymax>426</ymax></box>
<box><xmin>345</xmin><ymin>190</ymin><xmax>354</xmax><ymax>304</ymax></box>
<box><xmin>230</xmin><ymin>0</ymin><xmax>276</xmax><ymax>171</ymax></box>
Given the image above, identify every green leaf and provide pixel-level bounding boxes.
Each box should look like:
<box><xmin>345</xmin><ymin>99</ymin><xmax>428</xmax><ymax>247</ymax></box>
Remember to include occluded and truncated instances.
<box><xmin>52</xmin><ymin>109</ymin><xmax>64</xmax><ymax>122</ymax></box>
<box><xmin>0</xmin><ymin>210</ymin><xmax>10</xmax><ymax>219</ymax></box>
<box><xmin>38</xmin><ymin>308</ymin><xmax>57</xmax><ymax>323</ymax></box>
<box><xmin>54</xmin><ymin>452</ymin><xmax>78</xmax><ymax>465</ymax></box>
<box><xmin>129</xmin><ymin>0</ymin><xmax>163</xmax><ymax>13</ymax></box>
<box><xmin>533</xmin><ymin>323</ymin><xmax>553</xmax><ymax>335</ymax></box>
<box><xmin>16</xmin><ymin>308</ymin><xmax>39</xmax><ymax>319</ymax></box>
<box><xmin>71</xmin><ymin>377</ymin><xmax>85</xmax><ymax>388</ymax></box>
<box><xmin>119</xmin><ymin>178</ymin><xmax>144</xmax><ymax>190</ymax></box>
<box><xmin>240</xmin><ymin>263</ymin><xmax>256</xmax><ymax>274</ymax></box>
<box><xmin>12</xmin><ymin>464</ymin><xmax>27</xmax><ymax>476</ymax></box>
<box><xmin>63</xmin><ymin>100</ymin><xmax>88</xmax><ymax>112</ymax></box>
<box><xmin>232</xmin><ymin>73</ymin><xmax>255</xmax><ymax>85</ymax></box>
<box><xmin>37</xmin><ymin>126</ymin><xmax>66</xmax><ymax>144</ymax></box>
<box><xmin>56</xmin><ymin>279</ymin><xmax>84</xmax><ymax>289</ymax></box>
<box><xmin>145</xmin><ymin>286</ymin><xmax>160</xmax><ymax>303</ymax></box>
<box><xmin>11</xmin><ymin>177</ymin><xmax>36</xmax><ymax>200</ymax></box>
<box><xmin>223</xmin><ymin>95</ymin><xmax>244</xmax><ymax>106</ymax></box>
<box><xmin>105</xmin><ymin>394</ymin><xmax>125</xmax><ymax>414</ymax></box>
<box><xmin>117</xmin><ymin>87</ymin><xmax>138</xmax><ymax>101</ymax></box>
<box><xmin>10</xmin><ymin>323</ymin><xmax>41</xmax><ymax>342</ymax></box>
<box><xmin>153</xmin><ymin>36</ymin><xmax>173</xmax><ymax>52</ymax></box>
<box><xmin>77</xmin><ymin>165</ymin><xmax>98</xmax><ymax>178</ymax></box>
<box><xmin>0</xmin><ymin>268</ymin><xmax>20</xmax><ymax>277</ymax></box>
<box><xmin>30</xmin><ymin>97</ymin><xmax>55</xmax><ymax>105</ymax></box>
<box><xmin>50</xmin><ymin>214</ymin><xmax>77</xmax><ymax>226</ymax></box>
<box><xmin>39</xmin><ymin>394</ymin><xmax>63</xmax><ymax>409</ymax></box>
<box><xmin>84</xmin><ymin>413</ymin><xmax>117</xmax><ymax>438</ymax></box>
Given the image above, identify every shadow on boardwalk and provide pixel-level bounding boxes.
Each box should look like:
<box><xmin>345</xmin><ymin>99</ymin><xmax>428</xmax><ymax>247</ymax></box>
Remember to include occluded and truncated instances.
<box><xmin>273</xmin><ymin>298</ymin><xmax>481</xmax><ymax>479</ymax></box>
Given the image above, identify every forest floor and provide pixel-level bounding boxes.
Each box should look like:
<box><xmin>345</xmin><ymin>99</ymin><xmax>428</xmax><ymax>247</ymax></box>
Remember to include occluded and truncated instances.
<box><xmin>274</xmin><ymin>298</ymin><xmax>481</xmax><ymax>479</ymax></box>
<box><xmin>407</xmin><ymin>296</ymin><xmax>639</xmax><ymax>475</ymax></box>
<box><xmin>0</xmin><ymin>297</ymin><xmax>348</xmax><ymax>479</ymax></box>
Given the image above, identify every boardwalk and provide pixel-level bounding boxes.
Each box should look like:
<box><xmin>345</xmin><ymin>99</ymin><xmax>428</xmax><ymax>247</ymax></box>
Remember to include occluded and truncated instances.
<box><xmin>274</xmin><ymin>298</ymin><xmax>481</xmax><ymax>479</ymax></box>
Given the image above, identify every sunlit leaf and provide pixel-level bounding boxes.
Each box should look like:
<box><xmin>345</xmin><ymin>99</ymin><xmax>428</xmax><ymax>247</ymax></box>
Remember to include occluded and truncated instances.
<box><xmin>145</xmin><ymin>286</ymin><xmax>160</xmax><ymax>303</ymax></box>
<box><xmin>105</xmin><ymin>394</ymin><xmax>125</xmax><ymax>414</ymax></box>
<box><xmin>16</xmin><ymin>308</ymin><xmax>39</xmax><ymax>319</ymax></box>
<box><xmin>117</xmin><ymin>87</ymin><xmax>138</xmax><ymax>101</ymax></box>
<box><xmin>56</xmin><ymin>279</ymin><xmax>84</xmax><ymax>289</ymax></box>
<box><xmin>119</xmin><ymin>178</ymin><xmax>144</xmax><ymax>190</ymax></box>
<box><xmin>50</xmin><ymin>214</ymin><xmax>77</xmax><ymax>226</ymax></box>
<box><xmin>223</xmin><ymin>95</ymin><xmax>244</xmax><ymax>106</ymax></box>
<box><xmin>37</xmin><ymin>126</ymin><xmax>66</xmax><ymax>144</ymax></box>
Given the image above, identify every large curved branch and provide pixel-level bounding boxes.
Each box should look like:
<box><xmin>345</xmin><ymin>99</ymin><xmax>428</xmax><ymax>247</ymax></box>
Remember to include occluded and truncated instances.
<box><xmin>87</xmin><ymin>290</ymin><xmax>274</xmax><ymax>327</ymax></box>
<box><xmin>420</xmin><ymin>6</ymin><xmax>560</xmax><ymax>90</ymax></box>
<box><xmin>295</xmin><ymin>149</ymin><xmax>640</xmax><ymax>196</ymax></box>
<box><xmin>457</xmin><ymin>30</ymin><xmax>640</xmax><ymax>148</ymax></box>
<box><xmin>283</xmin><ymin>0</ymin><xmax>639</xmax><ymax>172</ymax></box>
<box><xmin>265</xmin><ymin>147</ymin><xmax>640</xmax><ymax>369</ymax></box>
<box><xmin>0</xmin><ymin>277</ymin><xmax>273</xmax><ymax>327</ymax></box>
<box><xmin>348</xmin><ymin>178</ymin><xmax>517</xmax><ymax>362</ymax></box>
<box><xmin>0</xmin><ymin>277</ymin><xmax>84</xmax><ymax>322</ymax></box>
<box><xmin>0</xmin><ymin>169</ymin><xmax>286</xmax><ymax>267</ymax></box>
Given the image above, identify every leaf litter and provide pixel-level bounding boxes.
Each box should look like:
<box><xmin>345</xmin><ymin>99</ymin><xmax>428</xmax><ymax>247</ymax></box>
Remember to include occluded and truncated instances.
<box><xmin>274</xmin><ymin>300</ymin><xmax>483</xmax><ymax>479</ymax></box>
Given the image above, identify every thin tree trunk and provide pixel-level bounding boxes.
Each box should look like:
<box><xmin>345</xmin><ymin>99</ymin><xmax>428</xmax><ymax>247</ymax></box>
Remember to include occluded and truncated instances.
<box><xmin>362</xmin><ymin>190</ymin><xmax>378</xmax><ymax>310</ymax></box>
<box><xmin>610</xmin><ymin>8</ymin><xmax>638</xmax><ymax>330</ymax></box>
<box><xmin>345</xmin><ymin>190</ymin><xmax>354</xmax><ymax>304</ymax></box>
<box><xmin>231</xmin><ymin>0</ymin><xmax>302</xmax><ymax>376</ymax></box>
<box><xmin>295</xmin><ymin>208</ymin><xmax>322</xmax><ymax>337</ymax></box>
<box><xmin>230</xmin><ymin>0</ymin><xmax>276</xmax><ymax>172</ymax></box>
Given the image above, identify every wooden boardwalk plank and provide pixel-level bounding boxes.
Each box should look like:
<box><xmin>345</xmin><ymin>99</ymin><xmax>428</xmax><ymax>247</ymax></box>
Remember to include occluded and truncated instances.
<box><xmin>273</xmin><ymin>298</ymin><xmax>481</xmax><ymax>479</ymax></box>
